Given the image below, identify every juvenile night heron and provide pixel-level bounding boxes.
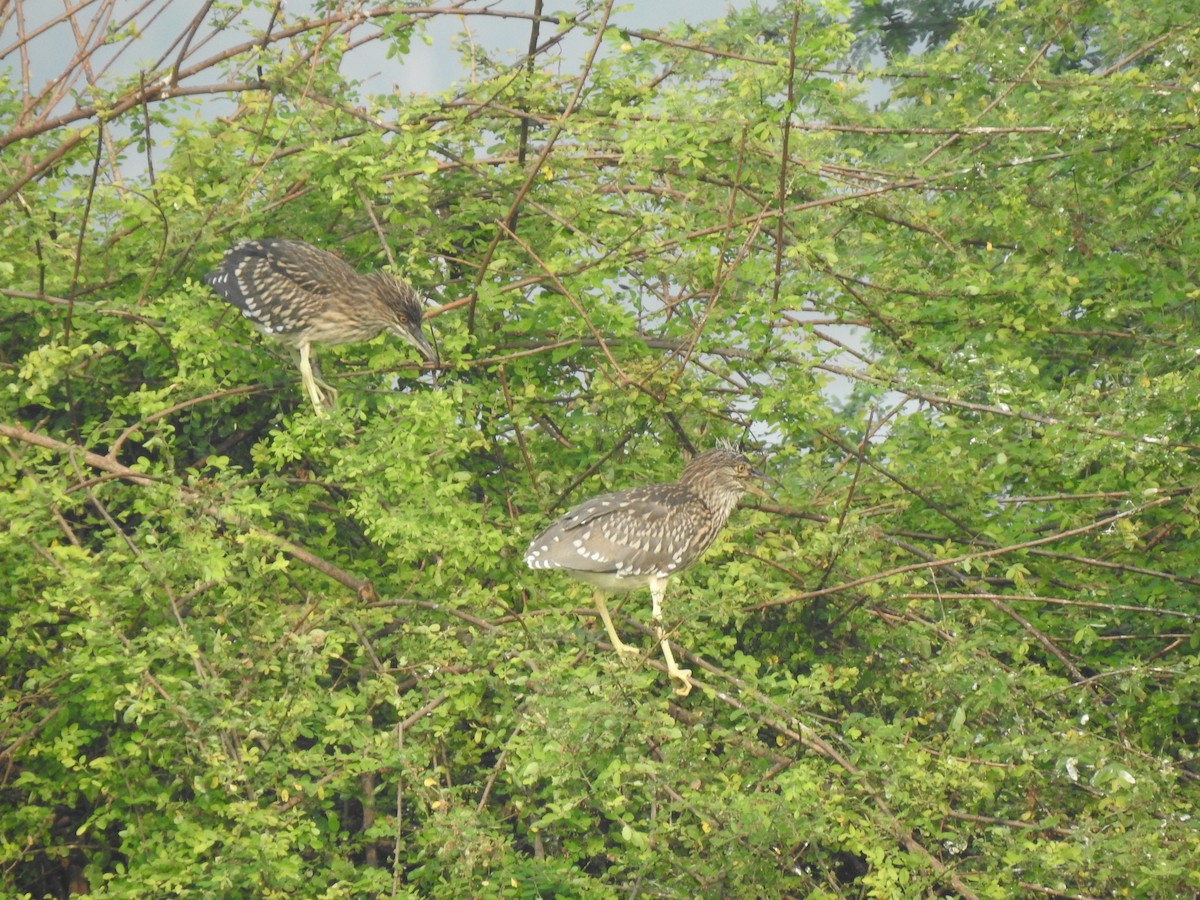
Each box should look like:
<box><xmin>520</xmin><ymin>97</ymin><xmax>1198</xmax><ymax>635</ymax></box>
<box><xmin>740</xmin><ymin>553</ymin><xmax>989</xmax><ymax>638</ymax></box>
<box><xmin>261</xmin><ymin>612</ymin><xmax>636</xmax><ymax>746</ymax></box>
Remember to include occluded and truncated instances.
<box><xmin>525</xmin><ymin>447</ymin><xmax>767</xmax><ymax>697</ymax></box>
<box><xmin>205</xmin><ymin>239</ymin><xmax>438</xmax><ymax>412</ymax></box>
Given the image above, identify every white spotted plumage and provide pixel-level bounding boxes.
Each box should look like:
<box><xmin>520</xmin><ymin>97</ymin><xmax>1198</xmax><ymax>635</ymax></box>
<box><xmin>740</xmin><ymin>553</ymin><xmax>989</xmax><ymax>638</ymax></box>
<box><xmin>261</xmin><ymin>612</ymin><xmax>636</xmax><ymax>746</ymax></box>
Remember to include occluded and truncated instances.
<box><xmin>203</xmin><ymin>238</ymin><xmax>437</xmax><ymax>412</ymax></box>
<box><xmin>525</xmin><ymin>448</ymin><xmax>761</xmax><ymax>589</ymax></box>
<box><xmin>524</xmin><ymin>448</ymin><xmax>766</xmax><ymax>696</ymax></box>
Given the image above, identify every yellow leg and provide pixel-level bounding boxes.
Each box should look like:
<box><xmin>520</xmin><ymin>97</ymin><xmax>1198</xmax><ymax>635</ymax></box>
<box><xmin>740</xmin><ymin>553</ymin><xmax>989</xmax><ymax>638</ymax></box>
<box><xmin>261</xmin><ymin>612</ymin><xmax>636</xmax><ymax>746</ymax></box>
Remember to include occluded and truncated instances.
<box><xmin>593</xmin><ymin>592</ymin><xmax>640</xmax><ymax>662</ymax></box>
<box><xmin>297</xmin><ymin>344</ymin><xmax>335</xmax><ymax>412</ymax></box>
<box><xmin>651</xmin><ymin>579</ymin><xmax>692</xmax><ymax>696</ymax></box>
<box><xmin>309</xmin><ymin>355</ymin><xmax>337</xmax><ymax>405</ymax></box>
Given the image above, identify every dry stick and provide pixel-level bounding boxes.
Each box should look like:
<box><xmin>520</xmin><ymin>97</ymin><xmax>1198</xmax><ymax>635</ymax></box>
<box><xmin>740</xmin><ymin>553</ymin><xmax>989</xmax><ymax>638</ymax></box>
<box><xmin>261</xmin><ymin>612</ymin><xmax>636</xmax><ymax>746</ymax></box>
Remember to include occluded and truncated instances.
<box><xmin>0</xmin><ymin>422</ymin><xmax>378</xmax><ymax>601</ymax></box>
<box><xmin>918</xmin><ymin>22</ymin><xmax>1064</xmax><ymax>167</ymax></box>
<box><xmin>1024</xmin><ymin>548</ymin><xmax>1200</xmax><ymax>588</ymax></box>
<box><xmin>480</xmin><ymin>333</ymin><xmax>1200</xmax><ymax>462</ymax></box>
<box><xmin>812</xmin><ymin>412</ymin><xmax>873</xmax><ymax>592</ymax></box>
<box><xmin>66</xmin><ymin>2</ymin><xmax>122</xmax><ymax>179</ymax></box>
<box><xmin>815</xmin><ymin>360</ymin><xmax>1200</xmax><ymax>452</ymax></box>
<box><xmin>748</xmin><ymin>493</ymin><xmax>1177</xmax><ymax>612</ymax></box>
<box><xmin>362</xmin><ymin>768</ymin><xmax>378</xmax><ymax>868</ymax></box>
<box><xmin>547</xmin><ymin>432</ymin><xmax>638</xmax><ymax>514</ymax></box>
<box><xmin>7</xmin><ymin>5</ymin><xmax>546</xmax><ymax>193</ymax></box>
<box><xmin>0</xmin><ymin>6</ymin><xmax>1113</xmax><ymax>209</ymax></box>
<box><xmin>670</xmin><ymin>140</ymin><xmax>766</xmax><ymax>385</ymax></box>
<box><xmin>59</xmin><ymin>120</ymin><xmax>106</xmax><ymax>440</ymax></box>
<box><xmin>1018</xmin><ymin>883</ymin><xmax>1103</xmax><ymax>900</ymax></box>
<box><xmin>15</xmin><ymin>0</ymin><xmax>109</xmax><ymax>131</ymax></box>
<box><xmin>898</xmin><ymin>592</ymin><xmax>1200</xmax><ymax>622</ymax></box>
<box><xmin>998</xmin><ymin>490</ymin><xmax>1142</xmax><ymax>503</ymax></box>
<box><xmin>18</xmin><ymin>460</ymin><xmax>212</xmax><ymax>754</ymax></box>
<box><xmin>392</xmin><ymin>698</ymin><xmax>406</xmax><ymax>898</ymax></box>
<box><xmin>830</xmin><ymin>277</ymin><xmax>948</xmax><ymax>374</ymax></box>
<box><xmin>106</xmin><ymin>384</ymin><xmax>270</xmax><ymax>461</ymax></box>
<box><xmin>432</xmin><ymin>151</ymin><xmax>1062</xmax><ymax>323</ymax></box>
<box><xmin>772</xmin><ymin>8</ymin><xmax>801</xmax><ymax>304</ymax></box>
<box><xmin>817</xmin><ymin>424</ymin><xmax>981</xmax><ymax>539</ymax></box>
<box><xmin>366</xmin><ymin>597</ymin><xmax>498</xmax><ymax>633</ymax></box>
<box><xmin>0</xmin><ymin>287</ymin><xmax>96</xmax><ymax>307</ymax></box>
<box><xmin>413</xmin><ymin>132</ymin><xmax>1062</xmax><ymax>298</ymax></box>
<box><xmin>476</xmin><ymin>712</ymin><xmax>527</xmax><ymax>814</ymax></box>
<box><xmin>672</xmin><ymin>212</ymin><xmax>765</xmax><ymax>385</ymax></box>
<box><xmin>74</xmin><ymin>0</ymin><xmax>148</xmax><ymax>86</ymax></box>
<box><xmin>0</xmin><ymin>704</ymin><xmax>65</xmax><ymax>764</ymax></box>
<box><xmin>0</xmin><ymin>81</ymin><xmax>240</xmax><ymax>207</ymax></box>
<box><xmin>166</xmin><ymin>0</ymin><xmax>217</xmax><ymax>88</ymax></box>
<box><xmin>7</xmin><ymin>0</ymin><xmax>31</xmax><ymax>102</ymax></box>
<box><xmin>667</xmin><ymin>650</ymin><xmax>982</xmax><ymax>900</ymax></box>
<box><xmin>493</xmin><ymin>219</ymin><xmax>629</xmax><ymax>383</ymax></box>
<box><xmin>349</xmin><ymin>620</ymin><xmax>387</xmax><ymax>872</ymax></box>
<box><xmin>948</xmin><ymin>809</ymin><xmax>1072</xmax><ymax>838</ymax></box>
<box><xmin>517</xmin><ymin>0</ymin><xmax>544</xmax><ymax>166</ymax></box>
<box><xmin>430</xmin><ymin>103</ymin><xmax>1087</xmax><ymax>139</ymax></box>
<box><xmin>496</xmin><ymin>365</ymin><xmax>538</xmax><ymax>491</ymax></box>
<box><xmin>277</xmin><ymin>692</ymin><xmax>449</xmax><ymax>816</ymax></box>
<box><xmin>68</xmin><ymin>447</ymin><xmax>211</xmax><ymax>675</ymax></box>
<box><xmin>464</xmin><ymin>0</ymin><xmax>616</xmax><ymax>334</ymax></box>
<box><xmin>4</xmin><ymin>443</ymin><xmax>85</xmax><ymax>549</ymax></box>
<box><xmin>131</xmin><ymin>86</ymin><xmax>173</xmax><ymax>311</ymax></box>
<box><xmin>623</xmin><ymin>24</ymin><xmax>1181</xmax><ymax>103</ymax></box>
<box><xmin>71</xmin><ymin>446</ymin><xmax>241</xmax><ymax>759</ymax></box>
<box><xmin>357</xmin><ymin>184</ymin><xmax>396</xmax><ymax>269</ymax></box>
<box><xmin>1098</xmin><ymin>27</ymin><xmax>1188</xmax><ymax>77</ymax></box>
<box><xmin>992</xmin><ymin>595</ymin><xmax>1086</xmax><ymax>682</ymax></box>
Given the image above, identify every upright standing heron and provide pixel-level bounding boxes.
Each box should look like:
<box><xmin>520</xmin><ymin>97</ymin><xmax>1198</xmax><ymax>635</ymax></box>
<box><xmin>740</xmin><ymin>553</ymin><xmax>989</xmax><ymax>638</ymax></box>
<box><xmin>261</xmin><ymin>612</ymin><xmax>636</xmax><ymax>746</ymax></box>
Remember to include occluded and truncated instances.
<box><xmin>205</xmin><ymin>239</ymin><xmax>437</xmax><ymax>411</ymax></box>
<box><xmin>525</xmin><ymin>447</ymin><xmax>767</xmax><ymax>696</ymax></box>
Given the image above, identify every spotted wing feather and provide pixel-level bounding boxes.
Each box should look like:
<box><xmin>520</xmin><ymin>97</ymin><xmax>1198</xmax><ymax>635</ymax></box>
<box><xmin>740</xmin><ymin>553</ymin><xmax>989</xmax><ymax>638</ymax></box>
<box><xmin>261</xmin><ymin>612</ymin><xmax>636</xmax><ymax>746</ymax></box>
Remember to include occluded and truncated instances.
<box><xmin>205</xmin><ymin>239</ymin><xmax>353</xmax><ymax>337</ymax></box>
<box><xmin>526</xmin><ymin>484</ymin><xmax>712</xmax><ymax>578</ymax></box>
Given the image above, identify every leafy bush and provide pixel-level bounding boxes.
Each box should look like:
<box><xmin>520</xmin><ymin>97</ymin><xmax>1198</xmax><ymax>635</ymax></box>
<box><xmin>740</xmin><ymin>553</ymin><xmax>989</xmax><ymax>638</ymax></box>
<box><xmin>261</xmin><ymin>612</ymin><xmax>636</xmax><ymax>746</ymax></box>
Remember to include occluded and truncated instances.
<box><xmin>2</xmin><ymin>1</ymin><xmax>1198</xmax><ymax>896</ymax></box>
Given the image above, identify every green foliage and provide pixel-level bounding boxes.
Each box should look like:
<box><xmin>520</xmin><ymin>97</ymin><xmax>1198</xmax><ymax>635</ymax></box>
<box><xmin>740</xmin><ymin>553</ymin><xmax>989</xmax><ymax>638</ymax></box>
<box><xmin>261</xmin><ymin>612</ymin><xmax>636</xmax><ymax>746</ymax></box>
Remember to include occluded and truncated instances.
<box><xmin>2</xmin><ymin>0</ymin><xmax>1199</xmax><ymax>896</ymax></box>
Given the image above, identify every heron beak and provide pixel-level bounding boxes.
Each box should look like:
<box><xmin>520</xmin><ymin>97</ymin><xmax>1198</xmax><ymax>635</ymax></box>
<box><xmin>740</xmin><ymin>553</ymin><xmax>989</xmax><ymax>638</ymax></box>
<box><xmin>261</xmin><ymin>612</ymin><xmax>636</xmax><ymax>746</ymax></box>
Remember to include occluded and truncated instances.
<box><xmin>745</xmin><ymin>480</ymin><xmax>771</xmax><ymax>500</ymax></box>
<box><xmin>393</xmin><ymin>325</ymin><xmax>439</xmax><ymax>366</ymax></box>
<box><xmin>746</xmin><ymin>466</ymin><xmax>774</xmax><ymax>500</ymax></box>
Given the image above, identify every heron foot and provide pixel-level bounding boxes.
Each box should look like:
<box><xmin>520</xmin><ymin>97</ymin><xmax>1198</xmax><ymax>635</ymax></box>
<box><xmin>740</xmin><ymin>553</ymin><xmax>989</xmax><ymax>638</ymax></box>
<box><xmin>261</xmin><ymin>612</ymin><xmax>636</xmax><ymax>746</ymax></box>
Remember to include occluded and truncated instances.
<box><xmin>669</xmin><ymin>666</ymin><xmax>694</xmax><ymax>697</ymax></box>
<box><xmin>610</xmin><ymin>640</ymin><xmax>642</xmax><ymax>664</ymax></box>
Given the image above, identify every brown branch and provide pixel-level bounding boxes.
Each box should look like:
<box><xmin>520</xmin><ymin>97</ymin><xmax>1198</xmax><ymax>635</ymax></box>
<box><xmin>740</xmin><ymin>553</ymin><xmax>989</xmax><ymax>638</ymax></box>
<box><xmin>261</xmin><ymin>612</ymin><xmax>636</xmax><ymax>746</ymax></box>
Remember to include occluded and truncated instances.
<box><xmin>772</xmin><ymin>9</ymin><xmax>801</xmax><ymax>304</ymax></box>
<box><xmin>898</xmin><ymin>592</ymin><xmax>1199</xmax><ymax>622</ymax></box>
<box><xmin>366</xmin><ymin>597</ymin><xmax>498</xmax><ymax>632</ymax></box>
<box><xmin>0</xmin><ymin>421</ymin><xmax>377</xmax><ymax>601</ymax></box>
<box><xmin>465</xmin><ymin>0</ymin><xmax>615</xmax><ymax>333</ymax></box>
<box><xmin>988</xmin><ymin>596</ymin><xmax>1085</xmax><ymax>682</ymax></box>
<box><xmin>106</xmin><ymin>384</ymin><xmax>270</xmax><ymax>461</ymax></box>
<box><xmin>493</xmin><ymin>218</ymin><xmax>629</xmax><ymax>382</ymax></box>
<box><xmin>1097</xmin><ymin>27</ymin><xmax>1188</xmax><ymax>77</ymax></box>
<box><xmin>815</xmin><ymin>361</ymin><xmax>1200</xmax><ymax>452</ymax></box>
<box><xmin>660</xmin><ymin>641</ymin><xmax>981</xmax><ymax>899</ymax></box>
<box><xmin>918</xmin><ymin>22</ymin><xmax>1064</xmax><ymax>166</ymax></box>
<box><xmin>748</xmin><ymin>493</ymin><xmax>1177</xmax><ymax>611</ymax></box>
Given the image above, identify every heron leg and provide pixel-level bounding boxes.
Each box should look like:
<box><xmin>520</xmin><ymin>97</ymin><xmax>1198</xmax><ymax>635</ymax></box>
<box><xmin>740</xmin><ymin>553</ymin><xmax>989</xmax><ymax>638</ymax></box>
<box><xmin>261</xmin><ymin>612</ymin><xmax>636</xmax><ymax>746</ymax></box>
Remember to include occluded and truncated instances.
<box><xmin>593</xmin><ymin>592</ymin><xmax>640</xmax><ymax>662</ymax></box>
<box><xmin>309</xmin><ymin>355</ymin><xmax>337</xmax><ymax>403</ymax></box>
<box><xmin>650</xmin><ymin>578</ymin><xmax>692</xmax><ymax>696</ymax></box>
<box><xmin>295</xmin><ymin>344</ymin><xmax>335</xmax><ymax>412</ymax></box>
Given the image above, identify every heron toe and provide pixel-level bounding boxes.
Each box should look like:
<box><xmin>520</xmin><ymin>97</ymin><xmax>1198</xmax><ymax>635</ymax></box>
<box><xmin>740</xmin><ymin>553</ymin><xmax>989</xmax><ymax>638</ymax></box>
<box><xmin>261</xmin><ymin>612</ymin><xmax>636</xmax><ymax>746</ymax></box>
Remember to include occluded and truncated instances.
<box><xmin>670</xmin><ymin>668</ymin><xmax>693</xmax><ymax>697</ymax></box>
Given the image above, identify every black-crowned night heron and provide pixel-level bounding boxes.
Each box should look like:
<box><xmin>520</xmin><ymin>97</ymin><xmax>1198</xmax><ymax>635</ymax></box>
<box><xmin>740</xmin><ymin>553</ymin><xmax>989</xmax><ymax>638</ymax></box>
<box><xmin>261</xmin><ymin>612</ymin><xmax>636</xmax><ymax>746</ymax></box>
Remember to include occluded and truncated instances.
<box><xmin>525</xmin><ymin>447</ymin><xmax>767</xmax><ymax>696</ymax></box>
<box><xmin>205</xmin><ymin>239</ymin><xmax>437</xmax><ymax>412</ymax></box>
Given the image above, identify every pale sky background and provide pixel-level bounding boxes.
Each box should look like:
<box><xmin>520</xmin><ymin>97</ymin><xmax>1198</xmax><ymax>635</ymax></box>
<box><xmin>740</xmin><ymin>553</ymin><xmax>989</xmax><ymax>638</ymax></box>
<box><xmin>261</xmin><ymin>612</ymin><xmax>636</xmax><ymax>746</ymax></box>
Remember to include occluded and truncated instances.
<box><xmin>5</xmin><ymin>0</ymin><xmax>890</xmax><ymax>414</ymax></box>
<box><xmin>13</xmin><ymin>1</ymin><xmax>754</xmax><ymax>101</ymax></box>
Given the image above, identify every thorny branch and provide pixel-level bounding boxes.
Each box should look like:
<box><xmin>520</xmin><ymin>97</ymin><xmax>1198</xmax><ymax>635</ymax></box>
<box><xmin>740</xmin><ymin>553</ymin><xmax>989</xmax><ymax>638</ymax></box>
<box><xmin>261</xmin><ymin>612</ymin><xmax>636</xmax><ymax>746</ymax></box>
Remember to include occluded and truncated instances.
<box><xmin>0</xmin><ymin>421</ymin><xmax>379</xmax><ymax>601</ymax></box>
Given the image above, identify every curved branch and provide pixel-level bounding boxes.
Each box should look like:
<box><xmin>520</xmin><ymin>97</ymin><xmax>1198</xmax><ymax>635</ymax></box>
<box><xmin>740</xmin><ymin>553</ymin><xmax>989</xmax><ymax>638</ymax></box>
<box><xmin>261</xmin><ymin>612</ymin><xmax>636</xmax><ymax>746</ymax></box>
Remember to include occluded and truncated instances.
<box><xmin>0</xmin><ymin>421</ymin><xmax>377</xmax><ymax>601</ymax></box>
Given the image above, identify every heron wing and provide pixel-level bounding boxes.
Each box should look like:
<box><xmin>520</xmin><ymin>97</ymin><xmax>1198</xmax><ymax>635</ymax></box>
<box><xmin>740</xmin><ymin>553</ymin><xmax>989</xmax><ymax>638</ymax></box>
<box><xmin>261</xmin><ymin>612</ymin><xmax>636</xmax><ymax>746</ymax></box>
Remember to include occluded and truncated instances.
<box><xmin>204</xmin><ymin>240</ymin><xmax>355</xmax><ymax>336</ymax></box>
<box><xmin>526</xmin><ymin>484</ymin><xmax>708</xmax><ymax>576</ymax></box>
